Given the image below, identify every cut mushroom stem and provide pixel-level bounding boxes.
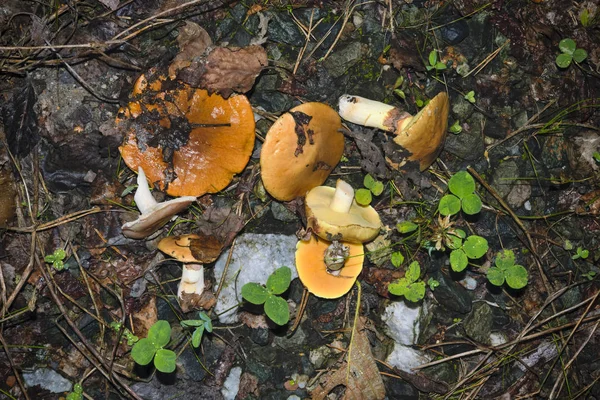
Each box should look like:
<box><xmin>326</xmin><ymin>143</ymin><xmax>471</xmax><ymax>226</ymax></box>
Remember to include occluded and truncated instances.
<box><xmin>323</xmin><ymin>240</ymin><xmax>350</xmax><ymax>273</ymax></box>
<box><xmin>178</xmin><ymin>263</ymin><xmax>205</xmax><ymax>299</ymax></box>
<box><xmin>338</xmin><ymin>95</ymin><xmax>412</xmax><ymax>133</ymax></box>
<box><xmin>329</xmin><ymin>179</ymin><xmax>355</xmax><ymax>214</ymax></box>
<box><xmin>134</xmin><ymin>167</ymin><xmax>158</xmax><ymax>214</ymax></box>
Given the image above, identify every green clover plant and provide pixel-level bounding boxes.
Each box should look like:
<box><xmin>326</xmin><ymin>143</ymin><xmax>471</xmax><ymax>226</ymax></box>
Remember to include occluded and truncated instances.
<box><xmin>426</xmin><ymin>50</ymin><xmax>447</xmax><ymax>71</ymax></box>
<box><xmin>45</xmin><ymin>249</ymin><xmax>67</xmax><ymax>271</ymax></box>
<box><xmin>131</xmin><ymin>320</ymin><xmax>177</xmax><ymax>373</ymax></box>
<box><xmin>241</xmin><ymin>266</ymin><xmax>291</xmax><ymax>325</ymax></box>
<box><xmin>181</xmin><ymin>312</ymin><xmax>213</xmax><ymax>348</ymax></box>
<box><xmin>556</xmin><ymin>38</ymin><xmax>587</xmax><ymax>69</ymax></box>
<box><xmin>449</xmin><ymin>234</ymin><xmax>489</xmax><ymax>272</ymax></box>
<box><xmin>388</xmin><ymin>261</ymin><xmax>426</xmax><ymax>302</ymax></box>
<box><xmin>110</xmin><ymin>321</ymin><xmax>139</xmax><ymax>346</ymax></box>
<box><xmin>464</xmin><ymin>91</ymin><xmax>476</xmax><ymax>104</ymax></box>
<box><xmin>390</xmin><ymin>251</ymin><xmax>405</xmax><ymax>268</ymax></box>
<box><xmin>355</xmin><ymin>174</ymin><xmax>384</xmax><ymax>206</ymax></box>
<box><xmin>66</xmin><ymin>383</ymin><xmax>83</xmax><ymax>400</ymax></box>
<box><xmin>487</xmin><ymin>249</ymin><xmax>528</xmax><ymax>289</ymax></box>
<box><xmin>572</xmin><ymin>246</ymin><xmax>589</xmax><ymax>260</ymax></box>
<box><xmin>439</xmin><ymin>171</ymin><xmax>482</xmax><ymax>216</ymax></box>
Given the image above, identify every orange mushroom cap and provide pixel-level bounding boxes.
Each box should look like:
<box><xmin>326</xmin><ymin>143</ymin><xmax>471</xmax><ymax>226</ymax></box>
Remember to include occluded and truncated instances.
<box><xmin>118</xmin><ymin>69</ymin><xmax>255</xmax><ymax>197</ymax></box>
<box><xmin>260</xmin><ymin>102</ymin><xmax>344</xmax><ymax>201</ymax></box>
<box><xmin>295</xmin><ymin>237</ymin><xmax>364</xmax><ymax>299</ymax></box>
<box><xmin>157</xmin><ymin>233</ymin><xmax>225</xmax><ymax>264</ymax></box>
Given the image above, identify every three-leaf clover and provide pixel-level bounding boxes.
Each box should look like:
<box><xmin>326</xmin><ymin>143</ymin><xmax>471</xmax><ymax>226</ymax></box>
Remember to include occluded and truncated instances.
<box><xmin>426</xmin><ymin>50</ymin><xmax>447</xmax><ymax>71</ymax></box>
<box><xmin>181</xmin><ymin>312</ymin><xmax>213</xmax><ymax>348</ymax></box>
<box><xmin>556</xmin><ymin>38</ymin><xmax>587</xmax><ymax>68</ymax></box>
<box><xmin>45</xmin><ymin>249</ymin><xmax>67</xmax><ymax>271</ymax></box>
<box><xmin>572</xmin><ymin>246</ymin><xmax>589</xmax><ymax>260</ymax></box>
<box><xmin>355</xmin><ymin>174</ymin><xmax>384</xmax><ymax>206</ymax></box>
<box><xmin>439</xmin><ymin>171</ymin><xmax>482</xmax><ymax>216</ymax></box>
<box><xmin>131</xmin><ymin>320</ymin><xmax>177</xmax><ymax>373</ymax></box>
<box><xmin>388</xmin><ymin>261</ymin><xmax>426</xmax><ymax>302</ymax></box>
<box><xmin>449</xmin><ymin>235</ymin><xmax>489</xmax><ymax>272</ymax></box>
<box><xmin>241</xmin><ymin>266</ymin><xmax>292</xmax><ymax>325</ymax></box>
<box><xmin>487</xmin><ymin>249</ymin><xmax>528</xmax><ymax>289</ymax></box>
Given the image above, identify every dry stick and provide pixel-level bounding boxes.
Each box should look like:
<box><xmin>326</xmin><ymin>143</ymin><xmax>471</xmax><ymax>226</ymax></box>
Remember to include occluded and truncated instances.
<box><xmin>7</xmin><ymin>207</ymin><xmax>102</xmax><ymax>233</ymax></box>
<box><xmin>1</xmin><ymin>231</ymin><xmax>37</xmax><ymax>316</ymax></box>
<box><xmin>35</xmin><ymin>258</ymin><xmax>142</xmax><ymax>400</ymax></box>
<box><xmin>0</xmin><ymin>330</ymin><xmax>29</xmax><ymax>400</ymax></box>
<box><xmin>463</xmin><ymin>39</ymin><xmax>509</xmax><ymax>78</ymax></box>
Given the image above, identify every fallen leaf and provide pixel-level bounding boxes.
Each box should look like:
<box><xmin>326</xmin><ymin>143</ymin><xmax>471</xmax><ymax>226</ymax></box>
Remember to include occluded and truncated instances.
<box><xmin>168</xmin><ymin>21</ymin><xmax>213</xmax><ymax>80</ymax></box>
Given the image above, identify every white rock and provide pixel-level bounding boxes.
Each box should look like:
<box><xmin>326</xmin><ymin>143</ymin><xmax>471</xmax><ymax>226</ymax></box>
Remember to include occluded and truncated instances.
<box><xmin>221</xmin><ymin>366</ymin><xmax>242</xmax><ymax>400</ymax></box>
<box><xmin>381</xmin><ymin>301</ymin><xmax>424</xmax><ymax>346</ymax></box>
<box><xmin>213</xmin><ymin>233</ymin><xmax>298</xmax><ymax>323</ymax></box>
<box><xmin>386</xmin><ymin>343</ymin><xmax>431</xmax><ymax>372</ymax></box>
<box><xmin>490</xmin><ymin>332</ymin><xmax>508</xmax><ymax>346</ymax></box>
<box><xmin>23</xmin><ymin>368</ymin><xmax>72</xmax><ymax>393</ymax></box>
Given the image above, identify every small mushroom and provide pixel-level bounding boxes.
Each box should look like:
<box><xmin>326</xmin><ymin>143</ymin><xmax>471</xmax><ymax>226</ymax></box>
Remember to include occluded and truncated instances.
<box><xmin>295</xmin><ymin>237</ymin><xmax>364</xmax><ymax>299</ymax></box>
<box><xmin>158</xmin><ymin>234</ymin><xmax>220</xmax><ymax>311</ymax></box>
<box><xmin>305</xmin><ymin>179</ymin><xmax>381</xmax><ymax>244</ymax></box>
<box><xmin>260</xmin><ymin>102</ymin><xmax>344</xmax><ymax>201</ymax></box>
<box><xmin>121</xmin><ymin>167</ymin><xmax>196</xmax><ymax>239</ymax></box>
<box><xmin>337</xmin><ymin>92</ymin><xmax>449</xmax><ymax>170</ymax></box>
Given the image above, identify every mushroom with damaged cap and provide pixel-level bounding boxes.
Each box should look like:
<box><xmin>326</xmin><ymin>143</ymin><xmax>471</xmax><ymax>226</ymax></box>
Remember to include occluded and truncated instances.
<box><xmin>121</xmin><ymin>167</ymin><xmax>196</xmax><ymax>239</ymax></box>
<box><xmin>337</xmin><ymin>92</ymin><xmax>450</xmax><ymax>170</ymax></box>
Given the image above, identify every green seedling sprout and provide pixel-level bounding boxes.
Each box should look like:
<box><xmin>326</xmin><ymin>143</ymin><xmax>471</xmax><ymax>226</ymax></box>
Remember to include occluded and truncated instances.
<box><xmin>241</xmin><ymin>266</ymin><xmax>292</xmax><ymax>325</ymax></box>
<box><xmin>449</xmin><ymin>120</ymin><xmax>462</xmax><ymax>134</ymax></box>
<box><xmin>131</xmin><ymin>320</ymin><xmax>177</xmax><ymax>373</ymax></box>
<box><xmin>426</xmin><ymin>50</ymin><xmax>447</xmax><ymax>72</ymax></box>
<box><xmin>44</xmin><ymin>249</ymin><xmax>67</xmax><ymax>271</ymax></box>
<box><xmin>556</xmin><ymin>38</ymin><xmax>587</xmax><ymax>69</ymax></box>
<box><xmin>388</xmin><ymin>261</ymin><xmax>426</xmax><ymax>302</ymax></box>
<box><xmin>355</xmin><ymin>174</ymin><xmax>384</xmax><ymax>206</ymax></box>
<box><xmin>487</xmin><ymin>249</ymin><xmax>528</xmax><ymax>289</ymax></box>
<box><xmin>110</xmin><ymin>321</ymin><xmax>139</xmax><ymax>346</ymax></box>
<box><xmin>464</xmin><ymin>91</ymin><xmax>476</xmax><ymax>104</ymax></box>
<box><xmin>181</xmin><ymin>312</ymin><xmax>213</xmax><ymax>348</ymax></box>
<box><xmin>390</xmin><ymin>251</ymin><xmax>405</xmax><ymax>268</ymax></box>
<box><xmin>572</xmin><ymin>246</ymin><xmax>589</xmax><ymax>260</ymax></box>
<box><xmin>66</xmin><ymin>383</ymin><xmax>84</xmax><ymax>400</ymax></box>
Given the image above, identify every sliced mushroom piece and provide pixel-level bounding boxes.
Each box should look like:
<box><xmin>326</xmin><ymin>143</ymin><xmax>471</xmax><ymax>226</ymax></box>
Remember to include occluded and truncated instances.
<box><xmin>305</xmin><ymin>179</ymin><xmax>381</xmax><ymax>244</ymax></box>
<box><xmin>260</xmin><ymin>102</ymin><xmax>344</xmax><ymax>201</ymax></box>
<box><xmin>295</xmin><ymin>237</ymin><xmax>364</xmax><ymax>299</ymax></box>
<box><xmin>121</xmin><ymin>167</ymin><xmax>196</xmax><ymax>239</ymax></box>
<box><xmin>338</xmin><ymin>92</ymin><xmax>449</xmax><ymax>170</ymax></box>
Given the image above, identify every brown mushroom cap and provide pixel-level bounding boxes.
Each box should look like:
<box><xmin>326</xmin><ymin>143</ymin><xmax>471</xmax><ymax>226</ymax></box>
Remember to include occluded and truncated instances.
<box><xmin>392</xmin><ymin>92</ymin><xmax>449</xmax><ymax>170</ymax></box>
<box><xmin>260</xmin><ymin>102</ymin><xmax>344</xmax><ymax>201</ymax></box>
<box><xmin>295</xmin><ymin>237</ymin><xmax>364</xmax><ymax>299</ymax></box>
<box><xmin>305</xmin><ymin>181</ymin><xmax>381</xmax><ymax>244</ymax></box>
<box><xmin>118</xmin><ymin>69</ymin><xmax>255</xmax><ymax>197</ymax></box>
<box><xmin>158</xmin><ymin>233</ymin><xmax>224</xmax><ymax>263</ymax></box>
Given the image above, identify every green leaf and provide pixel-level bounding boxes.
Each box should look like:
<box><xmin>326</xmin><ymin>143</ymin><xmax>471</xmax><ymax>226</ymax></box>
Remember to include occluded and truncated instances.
<box><xmin>427</xmin><ymin>278</ymin><xmax>439</xmax><ymax>290</ymax></box>
<box><xmin>355</xmin><ymin>188</ymin><xmax>372</xmax><ymax>206</ymax></box>
<box><xmin>192</xmin><ymin>325</ymin><xmax>205</xmax><ymax>348</ymax></box>
<box><xmin>394</xmin><ymin>89</ymin><xmax>406</xmax><ymax>100</ymax></box>
<box><xmin>405</xmin><ymin>261</ymin><xmax>421</xmax><ymax>283</ymax></box>
<box><xmin>563</xmin><ymin>240</ymin><xmax>574</xmax><ymax>250</ymax></box>
<box><xmin>450</xmin><ymin>249</ymin><xmax>468</xmax><ymax>272</ymax></box>
<box><xmin>390</xmin><ymin>251</ymin><xmax>404</xmax><ymax>268</ymax></box>
<box><xmin>363</xmin><ymin>174</ymin><xmax>376</xmax><ymax>190</ymax></box>
<box><xmin>462</xmin><ymin>235</ymin><xmax>488</xmax><ymax>259</ymax></box>
<box><xmin>264</xmin><ymin>295</ymin><xmax>289</xmax><ymax>325</ymax></box>
<box><xmin>404</xmin><ymin>281</ymin><xmax>426</xmax><ymax>302</ymax></box>
<box><xmin>559</xmin><ymin>38</ymin><xmax>576</xmax><ymax>55</ymax></box>
<box><xmin>241</xmin><ymin>283</ymin><xmax>270</xmax><ymax>305</ymax></box>
<box><xmin>505</xmin><ymin>264</ymin><xmax>528</xmax><ymax>289</ymax></box>
<box><xmin>573</xmin><ymin>48</ymin><xmax>588</xmax><ymax>63</ymax></box>
<box><xmin>181</xmin><ymin>319</ymin><xmax>203</xmax><ymax>327</ymax></box>
<box><xmin>449</xmin><ymin>120</ymin><xmax>462</xmax><ymax>134</ymax></box>
<box><xmin>131</xmin><ymin>338</ymin><xmax>156</xmax><ymax>366</ymax></box>
<box><xmin>397</xmin><ymin>221</ymin><xmax>418</xmax><ymax>233</ymax></box>
<box><xmin>448</xmin><ymin>171</ymin><xmax>476</xmax><ymax>198</ymax></box>
<box><xmin>428</xmin><ymin>50</ymin><xmax>437</xmax><ymax>66</ymax></box>
<box><xmin>447</xmin><ymin>234</ymin><xmax>463</xmax><ymax>250</ymax></box>
<box><xmin>371</xmin><ymin>181</ymin><xmax>384</xmax><ymax>196</ymax></box>
<box><xmin>435</xmin><ymin>62</ymin><xmax>447</xmax><ymax>70</ymax></box>
<box><xmin>464</xmin><ymin>91</ymin><xmax>476</xmax><ymax>104</ymax></box>
<box><xmin>53</xmin><ymin>249</ymin><xmax>66</xmax><ymax>260</ymax></box>
<box><xmin>556</xmin><ymin>53</ymin><xmax>572</xmax><ymax>68</ymax></box>
<box><xmin>121</xmin><ymin>185</ymin><xmax>137</xmax><ymax>197</ymax></box>
<box><xmin>266</xmin><ymin>266</ymin><xmax>292</xmax><ymax>295</ymax></box>
<box><xmin>388</xmin><ymin>278</ymin><xmax>409</xmax><ymax>296</ymax></box>
<box><xmin>593</xmin><ymin>152</ymin><xmax>600</xmax><ymax>163</ymax></box>
<box><xmin>487</xmin><ymin>266</ymin><xmax>505</xmax><ymax>286</ymax></box>
<box><xmin>580</xmin><ymin>8</ymin><xmax>590</xmax><ymax>26</ymax></box>
<box><xmin>495</xmin><ymin>249</ymin><xmax>515</xmax><ymax>269</ymax></box>
<box><xmin>461</xmin><ymin>193</ymin><xmax>482</xmax><ymax>215</ymax></box>
<box><xmin>455</xmin><ymin>229</ymin><xmax>466</xmax><ymax>239</ymax></box>
<box><xmin>148</xmin><ymin>320</ymin><xmax>171</xmax><ymax>348</ymax></box>
<box><xmin>438</xmin><ymin>194</ymin><xmax>461</xmax><ymax>216</ymax></box>
<box><xmin>154</xmin><ymin>348</ymin><xmax>177</xmax><ymax>373</ymax></box>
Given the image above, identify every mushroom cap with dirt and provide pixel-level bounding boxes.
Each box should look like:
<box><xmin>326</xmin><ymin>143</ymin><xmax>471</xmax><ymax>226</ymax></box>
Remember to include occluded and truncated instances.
<box><xmin>295</xmin><ymin>237</ymin><xmax>364</xmax><ymax>299</ymax></box>
<box><xmin>338</xmin><ymin>92</ymin><xmax>449</xmax><ymax>170</ymax></box>
<box><xmin>118</xmin><ymin>69</ymin><xmax>255</xmax><ymax>197</ymax></box>
<box><xmin>305</xmin><ymin>179</ymin><xmax>381</xmax><ymax>244</ymax></box>
<box><xmin>121</xmin><ymin>167</ymin><xmax>196</xmax><ymax>239</ymax></box>
<box><xmin>260</xmin><ymin>102</ymin><xmax>344</xmax><ymax>201</ymax></box>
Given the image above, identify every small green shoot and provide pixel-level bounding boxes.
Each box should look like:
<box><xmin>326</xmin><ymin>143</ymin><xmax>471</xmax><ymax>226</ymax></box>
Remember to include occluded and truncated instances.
<box><xmin>426</xmin><ymin>50</ymin><xmax>447</xmax><ymax>72</ymax></box>
<box><xmin>449</xmin><ymin>120</ymin><xmax>462</xmax><ymax>134</ymax></box>
<box><xmin>241</xmin><ymin>266</ymin><xmax>291</xmax><ymax>325</ymax></box>
<box><xmin>427</xmin><ymin>278</ymin><xmax>440</xmax><ymax>291</ymax></box>
<box><xmin>582</xmin><ymin>271</ymin><xmax>597</xmax><ymax>280</ymax></box>
<box><xmin>388</xmin><ymin>261</ymin><xmax>426</xmax><ymax>302</ymax></box>
<box><xmin>44</xmin><ymin>249</ymin><xmax>67</xmax><ymax>271</ymax></box>
<box><xmin>572</xmin><ymin>247</ymin><xmax>589</xmax><ymax>260</ymax></box>
<box><xmin>110</xmin><ymin>321</ymin><xmax>139</xmax><ymax>346</ymax></box>
<box><xmin>556</xmin><ymin>38</ymin><xmax>587</xmax><ymax>69</ymax></box>
<box><xmin>131</xmin><ymin>320</ymin><xmax>177</xmax><ymax>373</ymax></box>
<box><xmin>579</xmin><ymin>8</ymin><xmax>591</xmax><ymax>27</ymax></box>
<box><xmin>593</xmin><ymin>152</ymin><xmax>600</xmax><ymax>163</ymax></box>
<box><xmin>439</xmin><ymin>171</ymin><xmax>482</xmax><ymax>216</ymax></box>
<box><xmin>487</xmin><ymin>249</ymin><xmax>528</xmax><ymax>289</ymax></box>
<box><xmin>393</xmin><ymin>75</ymin><xmax>406</xmax><ymax>100</ymax></box>
<box><xmin>66</xmin><ymin>383</ymin><xmax>84</xmax><ymax>400</ymax></box>
<box><xmin>397</xmin><ymin>221</ymin><xmax>418</xmax><ymax>234</ymax></box>
<box><xmin>355</xmin><ymin>174</ymin><xmax>384</xmax><ymax>206</ymax></box>
<box><xmin>181</xmin><ymin>312</ymin><xmax>213</xmax><ymax>348</ymax></box>
<box><xmin>464</xmin><ymin>91</ymin><xmax>476</xmax><ymax>104</ymax></box>
<box><xmin>391</xmin><ymin>251</ymin><xmax>405</xmax><ymax>268</ymax></box>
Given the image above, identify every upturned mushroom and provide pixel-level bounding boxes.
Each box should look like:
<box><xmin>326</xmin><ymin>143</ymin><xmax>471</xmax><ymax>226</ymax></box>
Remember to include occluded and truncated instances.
<box><xmin>158</xmin><ymin>234</ymin><xmax>221</xmax><ymax>312</ymax></box>
<box><xmin>337</xmin><ymin>92</ymin><xmax>449</xmax><ymax>170</ymax></box>
<box><xmin>260</xmin><ymin>102</ymin><xmax>344</xmax><ymax>201</ymax></box>
<box><xmin>121</xmin><ymin>167</ymin><xmax>196</xmax><ymax>239</ymax></box>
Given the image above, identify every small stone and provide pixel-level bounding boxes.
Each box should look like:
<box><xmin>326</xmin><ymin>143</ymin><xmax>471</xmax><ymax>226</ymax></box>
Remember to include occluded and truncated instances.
<box><xmin>221</xmin><ymin>366</ymin><xmax>242</xmax><ymax>400</ymax></box>
<box><xmin>382</xmin><ymin>301</ymin><xmax>424</xmax><ymax>346</ymax></box>
<box><xmin>271</xmin><ymin>202</ymin><xmax>298</xmax><ymax>222</ymax></box>
<box><xmin>463</xmin><ymin>302</ymin><xmax>493</xmax><ymax>345</ymax></box>
<box><xmin>322</xmin><ymin>42</ymin><xmax>368</xmax><ymax>78</ymax></box>
<box><xmin>23</xmin><ymin>368</ymin><xmax>72</xmax><ymax>393</ymax></box>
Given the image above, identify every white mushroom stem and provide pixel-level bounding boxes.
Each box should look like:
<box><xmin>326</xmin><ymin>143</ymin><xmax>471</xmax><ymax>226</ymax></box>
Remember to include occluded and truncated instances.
<box><xmin>134</xmin><ymin>167</ymin><xmax>159</xmax><ymax>215</ymax></box>
<box><xmin>329</xmin><ymin>179</ymin><xmax>355</xmax><ymax>214</ymax></box>
<box><xmin>338</xmin><ymin>94</ymin><xmax>412</xmax><ymax>133</ymax></box>
<box><xmin>178</xmin><ymin>263</ymin><xmax>205</xmax><ymax>299</ymax></box>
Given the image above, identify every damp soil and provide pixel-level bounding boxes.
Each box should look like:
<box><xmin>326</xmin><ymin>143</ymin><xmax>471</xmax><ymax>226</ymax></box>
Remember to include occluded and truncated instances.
<box><xmin>1</xmin><ymin>1</ymin><xmax>599</xmax><ymax>399</ymax></box>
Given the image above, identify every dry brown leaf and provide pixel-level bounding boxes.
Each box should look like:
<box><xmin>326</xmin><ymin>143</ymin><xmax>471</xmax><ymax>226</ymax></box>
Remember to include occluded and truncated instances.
<box><xmin>168</xmin><ymin>21</ymin><xmax>213</xmax><ymax>80</ymax></box>
<box><xmin>132</xmin><ymin>295</ymin><xmax>157</xmax><ymax>338</ymax></box>
<box><xmin>311</xmin><ymin>317</ymin><xmax>386</xmax><ymax>400</ymax></box>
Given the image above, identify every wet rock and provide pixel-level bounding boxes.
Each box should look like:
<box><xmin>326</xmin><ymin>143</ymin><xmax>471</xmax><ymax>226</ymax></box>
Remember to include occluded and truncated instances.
<box><xmin>451</xmin><ymin>95</ymin><xmax>475</xmax><ymax>121</ymax></box>
<box><xmin>322</xmin><ymin>42</ymin><xmax>369</xmax><ymax>78</ymax></box>
<box><xmin>431</xmin><ymin>271</ymin><xmax>472</xmax><ymax>314</ymax></box>
<box><xmin>384</xmin><ymin>376</ymin><xmax>420</xmax><ymax>399</ymax></box>
<box><xmin>566</xmin><ymin>131</ymin><xmax>600</xmax><ymax>180</ymax></box>
<box><xmin>444</xmin><ymin>112</ymin><xmax>485</xmax><ymax>162</ymax></box>
<box><xmin>505</xmin><ymin>179</ymin><xmax>531</xmax><ymax>209</ymax></box>
<box><xmin>271</xmin><ymin>202</ymin><xmax>298</xmax><ymax>222</ymax></box>
<box><xmin>440</xmin><ymin>18</ymin><xmax>469</xmax><ymax>45</ymax></box>
<box><xmin>251</xmin><ymin>90</ymin><xmax>295</xmax><ymax>113</ymax></box>
<box><xmin>267</xmin><ymin>11</ymin><xmax>304</xmax><ymax>47</ymax></box>
<box><xmin>22</xmin><ymin>368</ymin><xmax>72</xmax><ymax>393</ymax></box>
<box><xmin>386</xmin><ymin>343</ymin><xmax>431</xmax><ymax>373</ymax></box>
<box><xmin>222</xmin><ymin>366</ymin><xmax>242</xmax><ymax>400</ymax></box>
<box><xmin>250</xmin><ymin>327</ymin><xmax>271</xmax><ymax>346</ymax></box>
<box><xmin>213</xmin><ymin>233</ymin><xmax>298</xmax><ymax>323</ymax></box>
<box><xmin>463</xmin><ymin>301</ymin><xmax>493</xmax><ymax>345</ymax></box>
<box><xmin>490</xmin><ymin>159</ymin><xmax>519</xmax><ymax>200</ymax></box>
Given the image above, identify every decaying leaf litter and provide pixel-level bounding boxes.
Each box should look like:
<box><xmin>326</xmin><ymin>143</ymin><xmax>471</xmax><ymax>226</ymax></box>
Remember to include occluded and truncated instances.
<box><xmin>1</xmin><ymin>0</ymin><xmax>599</xmax><ymax>399</ymax></box>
